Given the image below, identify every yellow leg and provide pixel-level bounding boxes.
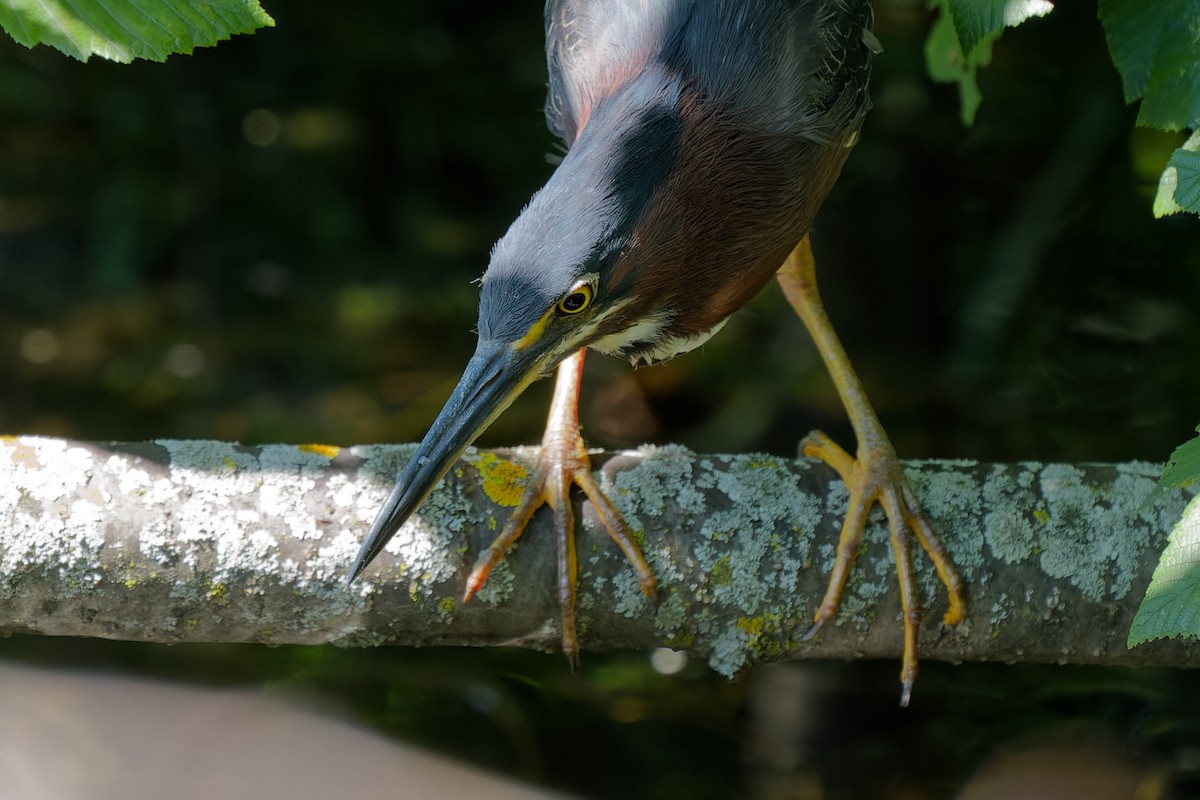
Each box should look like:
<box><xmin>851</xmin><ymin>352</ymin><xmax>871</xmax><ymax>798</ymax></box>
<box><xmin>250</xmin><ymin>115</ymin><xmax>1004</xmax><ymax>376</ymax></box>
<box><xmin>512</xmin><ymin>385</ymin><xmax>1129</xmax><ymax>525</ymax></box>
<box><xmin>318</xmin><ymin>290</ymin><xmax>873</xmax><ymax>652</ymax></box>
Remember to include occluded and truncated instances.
<box><xmin>462</xmin><ymin>349</ymin><xmax>657</xmax><ymax>668</ymax></box>
<box><xmin>777</xmin><ymin>236</ymin><xmax>966</xmax><ymax>706</ymax></box>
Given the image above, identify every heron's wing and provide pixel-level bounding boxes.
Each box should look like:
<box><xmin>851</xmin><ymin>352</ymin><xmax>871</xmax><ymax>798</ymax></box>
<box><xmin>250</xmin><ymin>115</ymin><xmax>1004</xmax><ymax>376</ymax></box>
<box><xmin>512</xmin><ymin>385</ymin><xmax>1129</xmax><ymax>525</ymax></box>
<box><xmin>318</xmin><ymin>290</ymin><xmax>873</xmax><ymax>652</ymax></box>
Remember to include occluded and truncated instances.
<box><xmin>543</xmin><ymin>0</ymin><xmax>678</xmax><ymax>145</ymax></box>
<box><xmin>803</xmin><ymin>0</ymin><xmax>876</xmax><ymax>134</ymax></box>
<box><xmin>672</xmin><ymin>0</ymin><xmax>875</xmax><ymax>142</ymax></box>
<box><xmin>544</xmin><ymin>0</ymin><xmax>874</xmax><ymax>146</ymax></box>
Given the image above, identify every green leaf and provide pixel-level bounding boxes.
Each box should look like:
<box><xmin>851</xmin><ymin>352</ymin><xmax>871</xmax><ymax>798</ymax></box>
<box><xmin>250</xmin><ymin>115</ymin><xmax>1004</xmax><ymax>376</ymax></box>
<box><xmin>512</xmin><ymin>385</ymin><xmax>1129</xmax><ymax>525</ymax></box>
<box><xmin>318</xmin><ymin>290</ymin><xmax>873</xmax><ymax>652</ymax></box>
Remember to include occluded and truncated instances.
<box><xmin>949</xmin><ymin>0</ymin><xmax>1055</xmax><ymax>56</ymax></box>
<box><xmin>1129</xmin><ymin>492</ymin><xmax>1200</xmax><ymax>646</ymax></box>
<box><xmin>1099</xmin><ymin>0</ymin><xmax>1200</xmax><ymax>131</ymax></box>
<box><xmin>926</xmin><ymin>0</ymin><xmax>1054</xmax><ymax>125</ymax></box>
<box><xmin>1154</xmin><ymin>130</ymin><xmax>1200</xmax><ymax>216</ymax></box>
<box><xmin>1156</xmin><ymin>424</ymin><xmax>1200</xmax><ymax>494</ymax></box>
<box><xmin>1131</xmin><ymin>424</ymin><xmax>1200</xmax><ymax>645</ymax></box>
<box><xmin>0</xmin><ymin>0</ymin><xmax>274</xmax><ymax>63</ymax></box>
<box><xmin>925</xmin><ymin>4</ymin><xmax>989</xmax><ymax>125</ymax></box>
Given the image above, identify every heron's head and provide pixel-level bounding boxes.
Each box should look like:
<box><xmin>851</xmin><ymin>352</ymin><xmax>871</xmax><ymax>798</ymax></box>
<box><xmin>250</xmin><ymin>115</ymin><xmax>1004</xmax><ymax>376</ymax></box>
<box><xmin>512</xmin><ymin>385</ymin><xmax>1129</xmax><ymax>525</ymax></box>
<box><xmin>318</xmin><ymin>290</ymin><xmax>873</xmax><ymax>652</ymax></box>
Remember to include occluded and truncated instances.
<box><xmin>348</xmin><ymin>73</ymin><xmax>689</xmax><ymax>580</ymax></box>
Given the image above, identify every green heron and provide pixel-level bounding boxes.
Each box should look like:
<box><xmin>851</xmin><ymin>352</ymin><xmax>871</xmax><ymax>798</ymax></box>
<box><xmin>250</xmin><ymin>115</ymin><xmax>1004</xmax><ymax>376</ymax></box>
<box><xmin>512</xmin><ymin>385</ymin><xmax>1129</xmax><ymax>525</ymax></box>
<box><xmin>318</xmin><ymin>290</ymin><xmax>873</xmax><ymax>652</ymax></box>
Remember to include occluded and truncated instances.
<box><xmin>350</xmin><ymin>0</ymin><xmax>966</xmax><ymax>704</ymax></box>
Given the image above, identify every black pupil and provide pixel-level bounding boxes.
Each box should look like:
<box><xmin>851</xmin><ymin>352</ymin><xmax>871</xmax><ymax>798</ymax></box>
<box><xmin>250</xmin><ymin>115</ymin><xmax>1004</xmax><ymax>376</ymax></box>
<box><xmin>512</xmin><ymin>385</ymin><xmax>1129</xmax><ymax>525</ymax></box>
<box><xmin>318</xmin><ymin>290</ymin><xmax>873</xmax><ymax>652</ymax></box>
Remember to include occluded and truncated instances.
<box><xmin>562</xmin><ymin>292</ymin><xmax>587</xmax><ymax>312</ymax></box>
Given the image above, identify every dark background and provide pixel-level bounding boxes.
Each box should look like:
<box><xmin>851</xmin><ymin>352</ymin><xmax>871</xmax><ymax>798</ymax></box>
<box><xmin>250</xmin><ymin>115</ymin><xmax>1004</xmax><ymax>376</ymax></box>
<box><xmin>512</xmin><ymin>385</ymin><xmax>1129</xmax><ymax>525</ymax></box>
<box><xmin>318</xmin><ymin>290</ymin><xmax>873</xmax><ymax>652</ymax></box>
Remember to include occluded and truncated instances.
<box><xmin>2</xmin><ymin>0</ymin><xmax>1198</xmax><ymax>797</ymax></box>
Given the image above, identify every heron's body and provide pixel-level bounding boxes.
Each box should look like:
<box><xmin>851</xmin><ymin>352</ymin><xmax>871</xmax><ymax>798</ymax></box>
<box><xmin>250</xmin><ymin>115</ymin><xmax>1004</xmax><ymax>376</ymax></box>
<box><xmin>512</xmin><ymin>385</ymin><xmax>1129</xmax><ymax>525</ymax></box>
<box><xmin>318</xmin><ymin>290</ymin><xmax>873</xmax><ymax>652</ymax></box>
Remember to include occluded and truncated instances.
<box><xmin>488</xmin><ymin>0</ymin><xmax>873</xmax><ymax>369</ymax></box>
<box><xmin>350</xmin><ymin>0</ymin><xmax>965</xmax><ymax>703</ymax></box>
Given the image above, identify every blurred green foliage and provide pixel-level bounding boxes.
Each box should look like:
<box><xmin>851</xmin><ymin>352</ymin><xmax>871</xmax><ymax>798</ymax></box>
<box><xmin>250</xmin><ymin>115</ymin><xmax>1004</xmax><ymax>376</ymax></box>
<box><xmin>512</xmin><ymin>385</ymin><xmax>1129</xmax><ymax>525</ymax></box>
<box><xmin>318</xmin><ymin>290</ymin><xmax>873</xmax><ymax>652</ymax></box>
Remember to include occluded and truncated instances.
<box><xmin>2</xmin><ymin>1</ymin><xmax>1198</xmax><ymax>464</ymax></box>
<box><xmin>2</xmin><ymin>0</ymin><xmax>1200</xmax><ymax>797</ymax></box>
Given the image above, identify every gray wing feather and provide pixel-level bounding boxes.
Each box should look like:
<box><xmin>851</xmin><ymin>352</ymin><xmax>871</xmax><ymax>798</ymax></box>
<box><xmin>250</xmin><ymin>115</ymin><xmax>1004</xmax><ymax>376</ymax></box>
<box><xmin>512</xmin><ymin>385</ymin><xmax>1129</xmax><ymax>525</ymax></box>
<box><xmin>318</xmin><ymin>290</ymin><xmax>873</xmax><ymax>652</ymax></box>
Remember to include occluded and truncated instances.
<box><xmin>543</xmin><ymin>0</ymin><xmax>874</xmax><ymax>146</ymax></box>
<box><xmin>544</xmin><ymin>0</ymin><xmax>676</xmax><ymax>144</ymax></box>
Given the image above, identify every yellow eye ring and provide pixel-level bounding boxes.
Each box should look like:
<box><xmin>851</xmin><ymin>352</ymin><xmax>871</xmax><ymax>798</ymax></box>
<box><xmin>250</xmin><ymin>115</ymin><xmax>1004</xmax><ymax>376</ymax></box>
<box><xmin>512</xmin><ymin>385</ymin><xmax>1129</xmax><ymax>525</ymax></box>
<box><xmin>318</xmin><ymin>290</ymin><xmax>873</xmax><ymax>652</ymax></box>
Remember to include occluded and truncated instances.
<box><xmin>556</xmin><ymin>284</ymin><xmax>593</xmax><ymax>315</ymax></box>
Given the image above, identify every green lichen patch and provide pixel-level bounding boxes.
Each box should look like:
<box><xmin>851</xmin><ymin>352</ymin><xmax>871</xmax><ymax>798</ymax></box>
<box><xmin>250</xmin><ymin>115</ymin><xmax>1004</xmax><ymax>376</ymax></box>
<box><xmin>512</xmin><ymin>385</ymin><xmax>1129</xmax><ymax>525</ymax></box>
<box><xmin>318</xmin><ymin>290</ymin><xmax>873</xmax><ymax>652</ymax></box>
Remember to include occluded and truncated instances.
<box><xmin>906</xmin><ymin>460</ymin><xmax>986</xmax><ymax>576</ymax></box>
<box><xmin>690</xmin><ymin>454</ymin><xmax>820</xmax><ymax>616</ymax></box>
<box><xmin>735</xmin><ymin>612</ymin><xmax>791</xmax><ymax>659</ymax></box>
<box><xmin>982</xmin><ymin>463</ymin><xmax>1041</xmax><ymax>565</ymax></box>
<box><xmin>471</xmin><ymin>554</ymin><xmax>516</xmax><ymax>606</ymax></box>
<box><xmin>654</xmin><ymin>590</ymin><xmax>689</xmax><ymax>639</ymax></box>
<box><xmin>709</xmin><ymin>555</ymin><xmax>733</xmax><ymax>587</ymax></box>
<box><xmin>610</xmin><ymin>569</ymin><xmax>654</xmax><ymax>618</ymax></box>
<box><xmin>707</xmin><ymin>623</ymin><xmax>751</xmax><ymax>677</ymax></box>
<box><xmin>609</xmin><ymin>444</ymin><xmax>708</xmax><ymax>521</ymax></box>
<box><xmin>622</xmin><ymin>453</ymin><xmax>824</xmax><ymax>677</ymax></box>
<box><xmin>1036</xmin><ymin>464</ymin><xmax>1151</xmax><ymax>602</ymax></box>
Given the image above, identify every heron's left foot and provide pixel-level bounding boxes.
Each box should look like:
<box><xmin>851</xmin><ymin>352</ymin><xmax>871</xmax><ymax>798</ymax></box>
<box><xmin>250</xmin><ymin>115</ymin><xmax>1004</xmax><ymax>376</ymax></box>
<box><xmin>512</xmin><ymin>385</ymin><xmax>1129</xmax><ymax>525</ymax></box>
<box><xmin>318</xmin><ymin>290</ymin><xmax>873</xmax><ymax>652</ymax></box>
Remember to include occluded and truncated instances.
<box><xmin>800</xmin><ymin>429</ymin><xmax>967</xmax><ymax>706</ymax></box>
<box><xmin>463</xmin><ymin>350</ymin><xmax>657</xmax><ymax>668</ymax></box>
<box><xmin>777</xmin><ymin>236</ymin><xmax>966</xmax><ymax>705</ymax></box>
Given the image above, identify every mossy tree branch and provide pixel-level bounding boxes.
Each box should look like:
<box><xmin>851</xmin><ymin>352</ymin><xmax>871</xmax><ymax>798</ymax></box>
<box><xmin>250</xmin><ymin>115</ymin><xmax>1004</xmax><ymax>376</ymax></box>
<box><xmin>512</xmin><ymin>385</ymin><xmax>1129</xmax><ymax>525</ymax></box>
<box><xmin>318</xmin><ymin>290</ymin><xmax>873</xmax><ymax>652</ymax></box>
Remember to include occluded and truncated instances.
<box><xmin>0</xmin><ymin>436</ymin><xmax>1194</xmax><ymax>675</ymax></box>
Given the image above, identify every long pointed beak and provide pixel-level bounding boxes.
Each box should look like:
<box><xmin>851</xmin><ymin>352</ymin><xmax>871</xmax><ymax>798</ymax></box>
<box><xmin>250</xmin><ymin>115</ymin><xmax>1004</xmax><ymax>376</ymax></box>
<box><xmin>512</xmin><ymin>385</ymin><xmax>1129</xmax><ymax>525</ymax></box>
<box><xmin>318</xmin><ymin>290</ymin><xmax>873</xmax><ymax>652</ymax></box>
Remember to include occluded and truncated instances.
<box><xmin>348</xmin><ymin>339</ymin><xmax>543</xmax><ymax>583</ymax></box>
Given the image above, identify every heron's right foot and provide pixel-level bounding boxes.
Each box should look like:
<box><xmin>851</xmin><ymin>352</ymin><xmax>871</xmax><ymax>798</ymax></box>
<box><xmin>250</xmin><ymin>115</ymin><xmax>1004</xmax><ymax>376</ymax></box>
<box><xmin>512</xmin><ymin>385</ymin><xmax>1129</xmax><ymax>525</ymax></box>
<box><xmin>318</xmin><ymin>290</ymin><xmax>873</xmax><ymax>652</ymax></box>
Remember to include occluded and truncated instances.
<box><xmin>463</xmin><ymin>350</ymin><xmax>657</xmax><ymax>667</ymax></box>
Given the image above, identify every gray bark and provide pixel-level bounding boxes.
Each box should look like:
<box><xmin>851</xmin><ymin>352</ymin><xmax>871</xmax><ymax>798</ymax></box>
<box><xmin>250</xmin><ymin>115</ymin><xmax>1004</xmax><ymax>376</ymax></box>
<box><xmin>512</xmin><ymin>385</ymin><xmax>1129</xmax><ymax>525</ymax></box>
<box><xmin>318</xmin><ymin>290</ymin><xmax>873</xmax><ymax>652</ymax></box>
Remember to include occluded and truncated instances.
<box><xmin>0</xmin><ymin>436</ymin><xmax>1193</xmax><ymax>676</ymax></box>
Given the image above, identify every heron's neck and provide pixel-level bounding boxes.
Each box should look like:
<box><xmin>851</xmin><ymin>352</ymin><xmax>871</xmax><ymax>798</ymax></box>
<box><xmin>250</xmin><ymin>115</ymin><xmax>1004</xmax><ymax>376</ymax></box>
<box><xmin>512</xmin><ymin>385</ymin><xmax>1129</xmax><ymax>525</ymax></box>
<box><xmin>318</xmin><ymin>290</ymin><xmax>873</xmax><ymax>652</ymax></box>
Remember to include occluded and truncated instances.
<box><xmin>498</xmin><ymin>67</ymin><xmax>684</xmax><ymax>271</ymax></box>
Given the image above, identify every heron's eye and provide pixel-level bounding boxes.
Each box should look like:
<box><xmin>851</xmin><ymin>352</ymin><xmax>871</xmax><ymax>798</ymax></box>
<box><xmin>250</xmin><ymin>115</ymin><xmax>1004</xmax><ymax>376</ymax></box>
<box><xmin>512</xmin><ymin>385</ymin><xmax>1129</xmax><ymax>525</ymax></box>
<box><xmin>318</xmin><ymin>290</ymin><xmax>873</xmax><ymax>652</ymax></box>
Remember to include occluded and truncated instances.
<box><xmin>556</xmin><ymin>285</ymin><xmax>593</xmax><ymax>315</ymax></box>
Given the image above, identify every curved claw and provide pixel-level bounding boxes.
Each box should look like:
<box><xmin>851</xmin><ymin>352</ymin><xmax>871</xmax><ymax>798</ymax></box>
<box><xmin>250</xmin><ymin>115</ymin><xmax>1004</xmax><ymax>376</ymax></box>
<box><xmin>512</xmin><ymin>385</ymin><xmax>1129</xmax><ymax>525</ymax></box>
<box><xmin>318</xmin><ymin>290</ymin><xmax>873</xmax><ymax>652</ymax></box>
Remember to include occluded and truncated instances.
<box><xmin>800</xmin><ymin>620</ymin><xmax>824</xmax><ymax>642</ymax></box>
